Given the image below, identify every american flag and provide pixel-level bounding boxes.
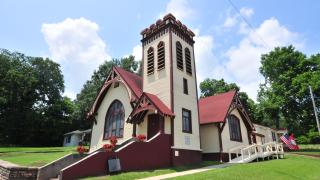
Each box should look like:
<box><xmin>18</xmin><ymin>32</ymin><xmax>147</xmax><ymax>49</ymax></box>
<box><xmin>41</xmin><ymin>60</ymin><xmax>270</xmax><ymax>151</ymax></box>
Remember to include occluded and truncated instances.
<box><xmin>280</xmin><ymin>133</ymin><xmax>299</xmax><ymax>150</ymax></box>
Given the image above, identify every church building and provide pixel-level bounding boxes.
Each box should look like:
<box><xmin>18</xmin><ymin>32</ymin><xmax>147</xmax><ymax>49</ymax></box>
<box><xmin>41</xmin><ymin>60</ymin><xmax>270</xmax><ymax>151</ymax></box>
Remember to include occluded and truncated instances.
<box><xmin>59</xmin><ymin>13</ymin><xmax>279</xmax><ymax>179</ymax></box>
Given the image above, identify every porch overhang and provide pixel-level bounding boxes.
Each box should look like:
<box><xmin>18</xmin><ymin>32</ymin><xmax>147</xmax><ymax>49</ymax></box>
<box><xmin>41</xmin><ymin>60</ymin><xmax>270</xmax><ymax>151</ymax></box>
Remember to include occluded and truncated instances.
<box><xmin>127</xmin><ymin>92</ymin><xmax>175</xmax><ymax>124</ymax></box>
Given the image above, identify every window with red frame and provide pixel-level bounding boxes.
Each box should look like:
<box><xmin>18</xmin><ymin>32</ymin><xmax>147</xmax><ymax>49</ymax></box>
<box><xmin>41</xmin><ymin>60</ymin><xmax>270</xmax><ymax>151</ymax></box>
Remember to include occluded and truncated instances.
<box><xmin>104</xmin><ymin>100</ymin><xmax>125</xmax><ymax>139</ymax></box>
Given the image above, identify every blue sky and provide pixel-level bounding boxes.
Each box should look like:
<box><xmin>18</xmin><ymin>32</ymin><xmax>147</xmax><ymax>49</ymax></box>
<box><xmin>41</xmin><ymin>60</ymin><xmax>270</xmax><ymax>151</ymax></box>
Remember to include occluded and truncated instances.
<box><xmin>1</xmin><ymin>0</ymin><xmax>319</xmax><ymax>100</ymax></box>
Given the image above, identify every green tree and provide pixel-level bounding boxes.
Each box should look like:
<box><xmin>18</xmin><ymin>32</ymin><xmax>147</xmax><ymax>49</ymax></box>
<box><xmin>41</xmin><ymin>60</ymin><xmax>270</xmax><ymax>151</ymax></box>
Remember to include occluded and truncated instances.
<box><xmin>199</xmin><ymin>78</ymin><xmax>258</xmax><ymax>123</ymax></box>
<box><xmin>0</xmin><ymin>49</ymin><xmax>75</xmax><ymax>146</ymax></box>
<box><xmin>258</xmin><ymin>45</ymin><xmax>320</xmax><ymax>135</ymax></box>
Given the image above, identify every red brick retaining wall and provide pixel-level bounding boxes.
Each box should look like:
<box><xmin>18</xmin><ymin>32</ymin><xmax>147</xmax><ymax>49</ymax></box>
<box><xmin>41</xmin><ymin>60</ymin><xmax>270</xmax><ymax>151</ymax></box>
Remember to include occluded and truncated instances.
<box><xmin>60</xmin><ymin>134</ymin><xmax>172</xmax><ymax>180</ymax></box>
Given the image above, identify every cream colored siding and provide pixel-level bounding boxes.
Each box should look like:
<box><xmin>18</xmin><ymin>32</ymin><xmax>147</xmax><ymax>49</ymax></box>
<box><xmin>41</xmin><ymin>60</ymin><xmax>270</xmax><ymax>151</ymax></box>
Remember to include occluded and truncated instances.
<box><xmin>164</xmin><ymin>116</ymin><xmax>171</xmax><ymax>134</ymax></box>
<box><xmin>200</xmin><ymin>124</ymin><xmax>220</xmax><ymax>153</ymax></box>
<box><xmin>254</xmin><ymin>124</ymin><xmax>277</xmax><ymax>143</ymax></box>
<box><xmin>143</xmin><ymin>33</ymin><xmax>171</xmax><ymax>108</ymax></box>
<box><xmin>221</xmin><ymin>109</ymin><xmax>250</xmax><ymax>152</ymax></box>
<box><xmin>89</xmin><ymin>83</ymin><xmax>133</xmax><ymax>152</ymax></box>
<box><xmin>171</xmin><ymin>33</ymin><xmax>201</xmax><ymax>151</ymax></box>
<box><xmin>256</xmin><ymin>136</ymin><xmax>264</xmax><ymax>145</ymax></box>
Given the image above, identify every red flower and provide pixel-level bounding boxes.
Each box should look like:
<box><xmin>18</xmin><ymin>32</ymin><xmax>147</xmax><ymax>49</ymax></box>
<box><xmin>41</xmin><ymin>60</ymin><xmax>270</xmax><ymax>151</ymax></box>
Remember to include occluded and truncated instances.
<box><xmin>137</xmin><ymin>134</ymin><xmax>146</xmax><ymax>142</ymax></box>
<box><xmin>103</xmin><ymin>143</ymin><xmax>114</xmax><ymax>152</ymax></box>
<box><xmin>110</xmin><ymin>136</ymin><xmax>118</xmax><ymax>146</ymax></box>
<box><xmin>76</xmin><ymin>146</ymin><xmax>87</xmax><ymax>154</ymax></box>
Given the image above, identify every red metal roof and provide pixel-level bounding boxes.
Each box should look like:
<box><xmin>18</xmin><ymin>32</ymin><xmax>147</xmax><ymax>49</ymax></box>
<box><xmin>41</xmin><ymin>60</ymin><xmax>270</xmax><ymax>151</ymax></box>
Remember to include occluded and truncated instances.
<box><xmin>114</xmin><ymin>66</ymin><xmax>143</xmax><ymax>98</ymax></box>
<box><xmin>144</xmin><ymin>92</ymin><xmax>175</xmax><ymax>117</ymax></box>
<box><xmin>199</xmin><ymin>90</ymin><xmax>236</xmax><ymax>124</ymax></box>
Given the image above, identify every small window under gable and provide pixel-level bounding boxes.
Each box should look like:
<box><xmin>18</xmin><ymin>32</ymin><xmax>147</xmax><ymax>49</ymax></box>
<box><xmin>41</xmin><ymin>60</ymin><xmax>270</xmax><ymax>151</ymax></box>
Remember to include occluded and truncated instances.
<box><xmin>185</xmin><ymin>48</ymin><xmax>192</xmax><ymax>75</ymax></box>
<box><xmin>147</xmin><ymin>47</ymin><xmax>154</xmax><ymax>75</ymax></box>
<box><xmin>228</xmin><ymin>115</ymin><xmax>242</xmax><ymax>142</ymax></box>
<box><xmin>157</xmin><ymin>41</ymin><xmax>165</xmax><ymax>70</ymax></box>
<box><xmin>176</xmin><ymin>41</ymin><xmax>183</xmax><ymax>70</ymax></box>
<box><xmin>114</xmin><ymin>82</ymin><xmax>119</xmax><ymax>88</ymax></box>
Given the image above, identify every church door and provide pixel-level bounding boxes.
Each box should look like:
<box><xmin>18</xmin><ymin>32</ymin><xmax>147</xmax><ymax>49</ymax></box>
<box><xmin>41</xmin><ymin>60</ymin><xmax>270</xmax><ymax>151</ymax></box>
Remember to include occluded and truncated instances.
<box><xmin>147</xmin><ymin>114</ymin><xmax>164</xmax><ymax>139</ymax></box>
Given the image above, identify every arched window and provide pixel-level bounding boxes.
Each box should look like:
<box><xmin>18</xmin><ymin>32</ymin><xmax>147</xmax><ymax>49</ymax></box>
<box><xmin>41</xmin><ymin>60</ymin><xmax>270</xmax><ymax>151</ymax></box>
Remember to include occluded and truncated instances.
<box><xmin>176</xmin><ymin>41</ymin><xmax>183</xmax><ymax>70</ymax></box>
<box><xmin>147</xmin><ymin>47</ymin><xmax>154</xmax><ymax>75</ymax></box>
<box><xmin>157</xmin><ymin>41</ymin><xmax>165</xmax><ymax>70</ymax></box>
<box><xmin>185</xmin><ymin>48</ymin><xmax>192</xmax><ymax>75</ymax></box>
<box><xmin>228</xmin><ymin>115</ymin><xmax>242</xmax><ymax>142</ymax></box>
<box><xmin>104</xmin><ymin>100</ymin><xmax>125</xmax><ymax>139</ymax></box>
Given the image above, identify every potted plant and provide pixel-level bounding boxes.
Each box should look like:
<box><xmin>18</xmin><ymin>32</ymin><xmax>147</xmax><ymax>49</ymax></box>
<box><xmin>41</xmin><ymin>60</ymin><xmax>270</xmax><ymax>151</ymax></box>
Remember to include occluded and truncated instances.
<box><xmin>103</xmin><ymin>143</ymin><xmax>114</xmax><ymax>152</ymax></box>
<box><xmin>136</xmin><ymin>134</ymin><xmax>146</xmax><ymax>142</ymax></box>
<box><xmin>76</xmin><ymin>145</ymin><xmax>87</xmax><ymax>155</ymax></box>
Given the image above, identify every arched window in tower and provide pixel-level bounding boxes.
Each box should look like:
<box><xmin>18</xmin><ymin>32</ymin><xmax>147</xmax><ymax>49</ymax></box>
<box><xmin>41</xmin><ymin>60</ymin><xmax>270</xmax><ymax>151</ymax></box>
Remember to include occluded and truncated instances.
<box><xmin>147</xmin><ymin>47</ymin><xmax>154</xmax><ymax>75</ymax></box>
<box><xmin>176</xmin><ymin>41</ymin><xmax>183</xmax><ymax>70</ymax></box>
<box><xmin>104</xmin><ymin>100</ymin><xmax>125</xmax><ymax>139</ymax></box>
<box><xmin>157</xmin><ymin>41</ymin><xmax>165</xmax><ymax>70</ymax></box>
<box><xmin>185</xmin><ymin>48</ymin><xmax>192</xmax><ymax>75</ymax></box>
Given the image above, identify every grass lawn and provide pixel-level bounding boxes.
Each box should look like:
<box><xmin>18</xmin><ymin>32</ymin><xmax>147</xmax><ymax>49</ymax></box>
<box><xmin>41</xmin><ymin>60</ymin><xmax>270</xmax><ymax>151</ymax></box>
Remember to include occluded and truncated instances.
<box><xmin>0</xmin><ymin>146</ymin><xmax>76</xmax><ymax>167</ymax></box>
<box><xmin>83</xmin><ymin>161</ymin><xmax>220</xmax><ymax>180</ymax></box>
<box><xmin>170</xmin><ymin>155</ymin><xmax>320</xmax><ymax>180</ymax></box>
<box><xmin>289</xmin><ymin>144</ymin><xmax>320</xmax><ymax>156</ymax></box>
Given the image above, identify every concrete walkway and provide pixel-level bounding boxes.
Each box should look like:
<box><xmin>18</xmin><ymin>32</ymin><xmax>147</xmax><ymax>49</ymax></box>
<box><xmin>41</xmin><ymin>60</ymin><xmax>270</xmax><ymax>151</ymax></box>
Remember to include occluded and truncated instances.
<box><xmin>138</xmin><ymin>163</ymin><xmax>232</xmax><ymax>180</ymax></box>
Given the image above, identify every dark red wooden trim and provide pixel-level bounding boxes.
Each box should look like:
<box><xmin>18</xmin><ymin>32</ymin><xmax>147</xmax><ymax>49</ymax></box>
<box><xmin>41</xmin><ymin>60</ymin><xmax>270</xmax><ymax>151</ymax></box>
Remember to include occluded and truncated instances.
<box><xmin>171</xmin><ymin>148</ymin><xmax>202</xmax><ymax>166</ymax></box>
<box><xmin>203</xmin><ymin>153</ymin><xmax>235</xmax><ymax>162</ymax></box>
<box><xmin>169</xmin><ymin>26</ymin><xmax>175</xmax><ymax>148</ymax></box>
<box><xmin>133</xmin><ymin>123</ymin><xmax>137</xmax><ymax>137</ymax></box>
<box><xmin>217</xmin><ymin>123</ymin><xmax>223</xmax><ymax>162</ymax></box>
<box><xmin>142</xmin><ymin>41</ymin><xmax>144</xmax><ymax>91</ymax></box>
<box><xmin>191</xmin><ymin>46</ymin><xmax>201</xmax><ymax>147</ymax></box>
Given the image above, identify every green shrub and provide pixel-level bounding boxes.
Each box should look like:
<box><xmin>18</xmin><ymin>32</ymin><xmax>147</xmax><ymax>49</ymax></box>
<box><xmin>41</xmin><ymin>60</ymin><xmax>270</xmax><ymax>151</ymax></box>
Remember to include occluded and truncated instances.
<box><xmin>296</xmin><ymin>135</ymin><xmax>309</xmax><ymax>144</ymax></box>
<box><xmin>296</xmin><ymin>129</ymin><xmax>320</xmax><ymax>144</ymax></box>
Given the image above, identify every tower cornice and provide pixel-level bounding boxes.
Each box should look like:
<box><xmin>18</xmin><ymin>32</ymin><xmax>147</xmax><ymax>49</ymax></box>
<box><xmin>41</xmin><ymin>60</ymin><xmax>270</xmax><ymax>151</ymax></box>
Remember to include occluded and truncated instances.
<box><xmin>141</xmin><ymin>13</ymin><xmax>195</xmax><ymax>46</ymax></box>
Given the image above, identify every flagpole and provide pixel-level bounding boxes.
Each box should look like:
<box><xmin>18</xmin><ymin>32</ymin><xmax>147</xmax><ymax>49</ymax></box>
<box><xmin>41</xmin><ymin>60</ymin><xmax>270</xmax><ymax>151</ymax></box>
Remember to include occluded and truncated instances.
<box><xmin>309</xmin><ymin>86</ymin><xmax>320</xmax><ymax>135</ymax></box>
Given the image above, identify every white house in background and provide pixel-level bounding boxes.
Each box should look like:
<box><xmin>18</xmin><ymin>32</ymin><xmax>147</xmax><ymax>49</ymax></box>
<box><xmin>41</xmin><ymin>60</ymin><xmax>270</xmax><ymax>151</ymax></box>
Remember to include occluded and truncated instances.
<box><xmin>252</xmin><ymin>123</ymin><xmax>288</xmax><ymax>144</ymax></box>
<box><xmin>63</xmin><ymin>129</ymin><xmax>91</xmax><ymax>147</ymax></box>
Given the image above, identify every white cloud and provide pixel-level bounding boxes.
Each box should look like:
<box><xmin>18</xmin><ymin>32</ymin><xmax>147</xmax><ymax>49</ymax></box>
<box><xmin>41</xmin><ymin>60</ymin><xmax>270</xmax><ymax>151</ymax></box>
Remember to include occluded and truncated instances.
<box><xmin>222</xmin><ymin>7</ymin><xmax>254</xmax><ymax>28</ymax></box>
<box><xmin>160</xmin><ymin>0</ymin><xmax>195</xmax><ymax>21</ymax></box>
<box><xmin>224</xmin><ymin>17</ymin><xmax>302</xmax><ymax>100</ymax></box>
<box><xmin>240</xmin><ymin>7</ymin><xmax>254</xmax><ymax>18</ymax></box>
<box><xmin>63</xmin><ymin>90</ymin><xmax>77</xmax><ymax>100</ymax></box>
<box><xmin>223</xmin><ymin>16</ymin><xmax>237</xmax><ymax>28</ymax></box>
<box><xmin>131</xmin><ymin>44</ymin><xmax>142</xmax><ymax>61</ymax></box>
<box><xmin>193</xmin><ymin>29</ymin><xmax>215</xmax><ymax>81</ymax></box>
<box><xmin>41</xmin><ymin>17</ymin><xmax>110</xmax><ymax>98</ymax></box>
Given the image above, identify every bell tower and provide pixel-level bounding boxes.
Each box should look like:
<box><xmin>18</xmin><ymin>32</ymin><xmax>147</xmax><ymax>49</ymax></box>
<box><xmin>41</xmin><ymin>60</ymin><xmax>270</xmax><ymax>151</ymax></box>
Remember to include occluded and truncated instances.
<box><xmin>141</xmin><ymin>14</ymin><xmax>201</xmax><ymax>155</ymax></box>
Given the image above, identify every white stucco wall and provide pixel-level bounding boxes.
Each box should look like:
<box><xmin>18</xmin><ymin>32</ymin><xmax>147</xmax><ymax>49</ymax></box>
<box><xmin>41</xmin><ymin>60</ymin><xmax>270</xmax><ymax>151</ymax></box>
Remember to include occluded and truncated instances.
<box><xmin>200</xmin><ymin>124</ymin><xmax>220</xmax><ymax>153</ymax></box>
<box><xmin>171</xmin><ymin>33</ymin><xmax>201</xmax><ymax>151</ymax></box>
<box><xmin>89</xmin><ymin>82</ymin><xmax>133</xmax><ymax>152</ymax></box>
<box><xmin>143</xmin><ymin>31</ymin><xmax>171</xmax><ymax>108</ymax></box>
<box><xmin>221</xmin><ymin>109</ymin><xmax>250</xmax><ymax>152</ymax></box>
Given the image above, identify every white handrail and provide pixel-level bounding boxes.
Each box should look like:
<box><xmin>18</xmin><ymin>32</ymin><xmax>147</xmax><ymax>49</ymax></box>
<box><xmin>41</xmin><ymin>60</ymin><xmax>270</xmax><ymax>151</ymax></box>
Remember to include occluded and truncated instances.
<box><xmin>228</xmin><ymin>141</ymin><xmax>284</xmax><ymax>163</ymax></box>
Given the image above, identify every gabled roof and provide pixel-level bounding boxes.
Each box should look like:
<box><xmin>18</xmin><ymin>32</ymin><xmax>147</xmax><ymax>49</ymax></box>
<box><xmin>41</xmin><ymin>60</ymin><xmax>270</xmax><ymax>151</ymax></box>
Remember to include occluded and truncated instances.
<box><xmin>87</xmin><ymin>66</ymin><xmax>142</xmax><ymax>121</ymax></box>
<box><xmin>144</xmin><ymin>92</ymin><xmax>174</xmax><ymax>117</ymax></box>
<box><xmin>127</xmin><ymin>92</ymin><xmax>174</xmax><ymax>124</ymax></box>
<box><xmin>114</xmin><ymin>66</ymin><xmax>142</xmax><ymax>98</ymax></box>
<box><xmin>199</xmin><ymin>90</ymin><xmax>236</xmax><ymax>124</ymax></box>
